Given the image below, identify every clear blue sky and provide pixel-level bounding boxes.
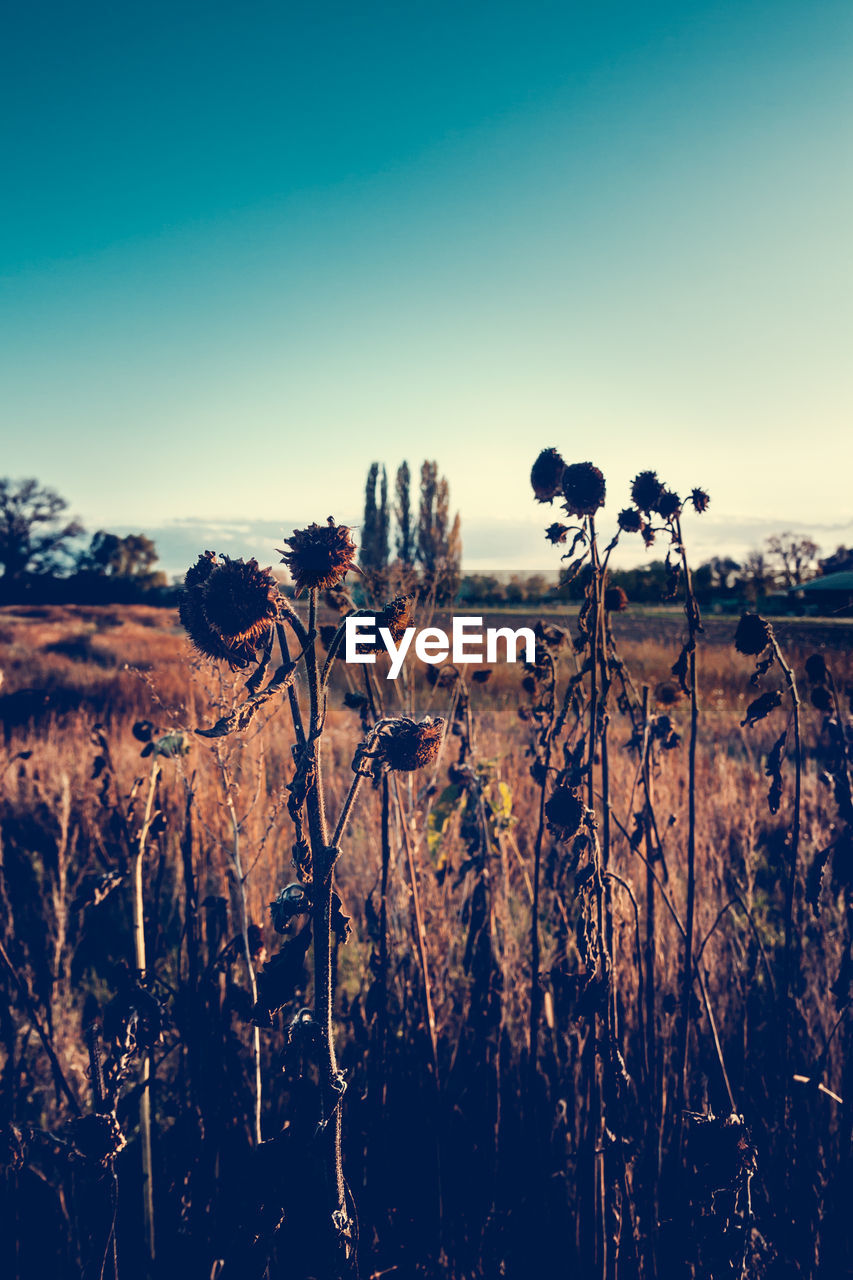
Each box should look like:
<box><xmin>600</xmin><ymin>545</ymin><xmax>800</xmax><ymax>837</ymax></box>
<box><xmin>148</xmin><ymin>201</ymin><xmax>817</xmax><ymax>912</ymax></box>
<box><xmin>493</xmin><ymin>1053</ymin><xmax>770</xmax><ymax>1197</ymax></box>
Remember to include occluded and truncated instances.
<box><xmin>2</xmin><ymin>1</ymin><xmax>851</xmax><ymax>567</ymax></box>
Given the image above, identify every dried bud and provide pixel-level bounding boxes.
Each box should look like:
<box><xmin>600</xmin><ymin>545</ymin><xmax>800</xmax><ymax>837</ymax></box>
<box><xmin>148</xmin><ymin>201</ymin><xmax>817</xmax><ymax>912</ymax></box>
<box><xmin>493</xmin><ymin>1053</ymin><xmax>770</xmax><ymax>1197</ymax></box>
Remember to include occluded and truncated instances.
<box><xmin>374</xmin><ymin>717</ymin><xmax>445</xmax><ymax>772</ymax></box>
<box><xmin>545</xmin><ymin>522</ymin><xmax>569</xmax><ymax>545</ymax></box>
<box><xmin>631</xmin><ymin>470</ymin><xmax>665</xmax><ymax>513</ymax></box>
<box><xmin>180</xmin><ymin>553</ymin><xmax>279</xmax><ymax>669</ymax></box>
<box><xmin>617</xmin><ymin>507</ymin><xmax>643</xmax><ymax>533</ymax></box>
<box><xmin>562</xmin><ymin>462</ymin><xmax>606</xmax><ymax>517</ymax></box>
<box><xmin>734</xmin><ymin>613</ymin><xmax>772</xmax><ymax>656</ymax></box>
<box><xmin>604</xmin><ymin>585</ymin><xmax>628</xmax><ymax>612</ymax></box>
<box><xmin>279</xmin><ymin>518</ymin><xmax>357</xmax><ymax>595</ymax></box>
<box><xmin>531</xmin><ymin>447</ymin><xmax>566</xmax><ymax>503</ymax></box>
<box><xmin>689</xmin><ymin>487</ymin><xmax>710</xmax><ymax>514</ymax></box>
<box><xmin>270</xmin><ymin>883</ymin><xmax>311</xmax><ymax>933</ymax></box>
<box><xmin>544</xmin><ymin>786</ymin><xmax>586</xmax><ymax>839</ymax></box>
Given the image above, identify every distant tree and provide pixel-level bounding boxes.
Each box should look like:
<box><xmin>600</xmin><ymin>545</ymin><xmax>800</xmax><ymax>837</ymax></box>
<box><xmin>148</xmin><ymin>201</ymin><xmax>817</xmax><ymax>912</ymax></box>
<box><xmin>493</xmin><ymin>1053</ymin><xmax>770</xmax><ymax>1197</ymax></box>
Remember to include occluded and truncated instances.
<box><xmin>0</xmin><ymin>478</ymin><xmax>83</xmax><ymax>583</ymax></box>
<box><xmin>395</xmin><ymin>462</ymin><xmax>414</xmax><ymax>563</ymax></box>
<box><xmin>741</xmin><ymin>549</ymin><xmax>772</xmax><ymax>601</ymax></box>
<box><xmin>417</xmin><ymin>460</ymin><xmax>461</xmax><ymax>600</ymax></box>
<box><xmin>377</xmin><ymin>465</ymin><xmax>389</xmax><ymax>567</ymax></box>
<box><xmin>360</xmin><ymin>463</ymin><xmax>389</xmax><ymax>572</ymax></box>
<box><xmin>819</xmin><ymin>545</ymin><xmax>853</xmax><ymax>576</ymax></box>
<box><xmin>80</xmin><ymin>531</ymin><xmax>160</xmax><ymax>579</ymax></box>
<box><xmin>766</xmin><ymin>532</ymin><xmax>819</xmax><ymax>588</ymax></box>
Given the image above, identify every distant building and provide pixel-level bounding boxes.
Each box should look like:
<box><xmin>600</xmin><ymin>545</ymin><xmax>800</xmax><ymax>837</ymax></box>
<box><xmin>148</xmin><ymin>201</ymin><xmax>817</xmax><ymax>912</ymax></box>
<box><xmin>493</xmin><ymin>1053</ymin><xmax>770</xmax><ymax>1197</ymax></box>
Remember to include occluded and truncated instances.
<box><xmin>797</xmin><ymin>570</ymin><xmax>853</xmax><ymax>616</ymax></box>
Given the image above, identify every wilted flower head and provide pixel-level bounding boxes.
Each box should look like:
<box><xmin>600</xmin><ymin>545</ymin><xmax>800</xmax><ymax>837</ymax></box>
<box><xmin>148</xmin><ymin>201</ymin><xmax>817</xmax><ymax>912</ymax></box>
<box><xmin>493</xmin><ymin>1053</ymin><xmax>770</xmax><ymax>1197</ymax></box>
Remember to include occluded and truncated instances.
<box><xmin>364</xmin><ymin>597</ymin><xmax>415</xmax><ymax>654</ymax></box>
<box><xmin>631</xmin><ymin>470</ymin><xmax>665</xmax><ymax>513</ymax></box>
<box><xmin>604</xmin><ymin>585</ymin><xmax>629</xmax><ymax>613</ymax></box>
<box><xmin>544</xmin><ymin>786</ymin><xmax>586</xmax><ymax>839</ymax></box>
<box><xmin>279</xmin><ymin>518</ymin><xmax>357</xmax><ymax>595</ymax></box>
<box><xmin>546</xmin><ymin>522</ymin><xmax>569</xmax><ymax>545</ymax></box>
<box><xmin>734</xmin><ymin>612</ymin><xmax>773</xmax><ymax>656</ymax></box>
<box><xmin>374</xmin><ymin>717</ymin><xmax>445</xmax><ymax>773</ymax></box>
<box><xmin>805</xmin><ymin>653</ymin><xmax>827</xmax><ymax>684</ymax></box>
<box><xmin>655</xmin><ymin>489</ymin><xmax>682</xmax><ymax>520</ymax></box>
<box><xmin>617</xmin><ymin>507</ymin><xmax>643</xmax><ymax>533</ymax></box>
<box><xmin>654</xmin><ymin>680</ymin><xmax>683</xmax><ymax>707</ymax></box>
<box><xmin>530</xmin><ymin>447</ymin><xmax>566</xmax><ymax>503</ymax></box>
<box><xmin>562</xmin><ymin>461</ymin><xmax>606</xmax><ymax>517</ymax></box>
<box><xmin>641</xmin><ymin>525</ymin><xmax>656</xmax><ymax>548</ymax></box>
<box><xmin>270</xmin><ymin>883</ymin><xmax>310</xmax><ymax>933</ymax></box>
<box><xmin>180</xmin><ymin>552</ymin><xmax>279</xmax><ymax>669</ymax></box>
<box><xmin>689</xmin><ymin>487</ymin><xmax>710</xmax><ymax>514</ymax></box>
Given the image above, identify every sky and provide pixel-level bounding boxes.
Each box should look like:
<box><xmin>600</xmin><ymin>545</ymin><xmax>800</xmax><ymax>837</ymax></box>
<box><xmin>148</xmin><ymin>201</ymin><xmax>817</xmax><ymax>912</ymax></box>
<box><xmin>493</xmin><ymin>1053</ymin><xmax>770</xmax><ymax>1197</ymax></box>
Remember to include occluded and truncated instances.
<box><xmin>2</xmin><ymin>0</ymin><xmax>852</xmax><ymax>573</ymax></box>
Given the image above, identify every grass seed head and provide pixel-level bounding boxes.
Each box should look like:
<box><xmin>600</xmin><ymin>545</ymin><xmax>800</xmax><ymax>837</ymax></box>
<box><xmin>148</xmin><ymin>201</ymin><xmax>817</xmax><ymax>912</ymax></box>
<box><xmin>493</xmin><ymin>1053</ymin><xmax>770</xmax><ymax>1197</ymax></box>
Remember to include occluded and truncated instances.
<box><xmin>279</xmin><ymin>518</ymin><xmax>357</xmax><ymax>595</ymax></box>
<box><xmin>562</xmin><ymin>461</ymin><xmax>606</xmax><ymax>517</ymax></box>
<box><xmin>531</xmin><ymin>447</ymin><xmax>566</xmax><ymax>503</ymax></box>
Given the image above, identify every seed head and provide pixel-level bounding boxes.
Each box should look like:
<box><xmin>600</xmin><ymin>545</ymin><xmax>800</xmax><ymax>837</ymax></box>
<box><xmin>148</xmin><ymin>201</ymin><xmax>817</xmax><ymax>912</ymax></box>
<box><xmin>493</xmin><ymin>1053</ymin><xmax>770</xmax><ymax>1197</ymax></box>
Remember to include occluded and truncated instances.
<box><xmin>805</xmin><ymin>653</ymin><xmax>827</xmax><ymax>684</ymax></box>
<box><xmin>562</xmin><ymin>461</ymin><xmax>606</xmax><ymax>517</ymax></box>
<box><xmin>180</xmin><ymin>553</ymin><xmax>279</xmax><ymax>669</ymax></box>
<box><xmin>734</xmin><ymin>612</ymin><xmax>772</xmax><ymax>656</ymax></box>
<box><xmin>544</xmin><ymin>786</ymin><xmax>586</xmax><ymax>839</ymax></box>
<box><xmin>530</xmin><ymin>447</ymin><xmax>566</xmax><ymax>503</ymax></box>
<box><xmin>617</xmin><ymin>507</ymin><xmax>642</xmax><ymax>533</ymax></box>
<box><xmin>202</xmin><ymin>557</ymin><xmax>279</xmax><ymax>645</ymax></box>
<box><xmin>279</xmin><ymin>518</ymin><xmax>357</xmax><ymax>595</ymax></box>
<box><xmin>546</xmin><ymin>522</ymin><xmax>569</xmax><ymax>545</ymax></box>
<box><xmin>811</xmin><ymin>685</ymin><xmax>832</xmax><ymax>711</ymax></box>
<box><xmin>604</xmin><ymin>585</ymin><xmax>628</xmax><ymax>612</ymax></box>
<box><xmin>375</xmin><ymin>717</ymin><xmax>445</xmax><ymax>772</ymax></box>
<box><xmin>654</xmin><ymin>681</ymin><xmax>682</xmax><ymax>707</ymax></box>
<box><xmin>631</xmin><ymin>470</ymin><xmax>665</xmax><ymax>513</ymax></box>
<box><xmin>655</xmin><ymin>489</ymin><xmax>682</xmax><ymax>520</ymax></box>
<box><xmin>368</xmin><ymin>597</ymin><xmax>415</xmax><ymax>653</ymax></box>
<box><xmin>641</xmin><ymin>525</ymin><xmax>656</xmax><ymax>548</ymax></box>
<box><xmin>689</xmin><ymin>487</ymin><xmax>710</xmax><ymax>514</ymax></box>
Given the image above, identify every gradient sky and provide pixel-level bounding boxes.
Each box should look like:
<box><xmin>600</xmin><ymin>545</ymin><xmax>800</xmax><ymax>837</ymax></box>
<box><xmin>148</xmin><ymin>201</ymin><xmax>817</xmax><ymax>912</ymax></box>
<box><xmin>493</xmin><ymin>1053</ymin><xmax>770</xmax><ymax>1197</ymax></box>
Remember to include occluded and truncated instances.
<box><xmin>2</xmin><ymin>0</ymin><xmax>851</xmax><ymax>570</ymax></box>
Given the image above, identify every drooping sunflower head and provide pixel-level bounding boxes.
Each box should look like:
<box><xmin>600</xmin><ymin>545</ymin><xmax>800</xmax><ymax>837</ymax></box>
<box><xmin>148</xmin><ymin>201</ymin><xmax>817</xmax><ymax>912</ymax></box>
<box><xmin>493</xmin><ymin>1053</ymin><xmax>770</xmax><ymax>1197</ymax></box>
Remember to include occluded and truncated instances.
<box><xmin>279</xmin><ymin>518</ymin><xmax>357</xmax><ymax>595</ymax></box>
<box><xmin>562</xmin><ymin>461</ymin><xmax>606</xmax><ymax>517</ymax></box>
<box><xmin>530</xmin><ymin>447</ymin><xmax>566</xmax><ymax>503</ymax></box>
<box><xmin>734</xmin><ymin>612</ymin><xmax>773</xmax><ymax>657</ymax></box>
<box><xmin>630</xmin><ymin>470</ymin><xmax>665</xmax><ymax>513</ymax></box>
<box><xmin>376</xmin><ymin>717</ymin><xmax>445</xmax><ymax>773</ymax></box>
<box><xmin>179</xmin><ymin>553</ymin><xmax>279</xmax><ymax>669</ymax></box>
<box><xmin>617</xmin><ymin>507</ymin><xmax>643</xmax><ymax>534</ymax></box>
<box><xmin>604</xmin><ymin>585</ymin><xmax>629</xmax><ymax>613</ymax></box>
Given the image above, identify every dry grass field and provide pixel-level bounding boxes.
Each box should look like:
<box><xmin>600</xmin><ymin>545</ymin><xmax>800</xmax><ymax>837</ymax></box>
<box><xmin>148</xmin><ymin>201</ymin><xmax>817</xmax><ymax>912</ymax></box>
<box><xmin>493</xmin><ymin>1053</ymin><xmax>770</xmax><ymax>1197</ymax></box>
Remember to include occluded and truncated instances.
<box><xmin>1</xmin><ymin>598</ymin><xmax>852</xmax><ymax>1279</ymax></box>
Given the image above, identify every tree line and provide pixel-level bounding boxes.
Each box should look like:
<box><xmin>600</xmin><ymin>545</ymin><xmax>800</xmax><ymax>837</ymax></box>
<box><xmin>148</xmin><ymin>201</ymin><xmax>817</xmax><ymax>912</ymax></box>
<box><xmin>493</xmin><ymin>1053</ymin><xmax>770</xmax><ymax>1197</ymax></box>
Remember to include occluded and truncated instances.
<box><xmin>0</xmin><ymin>478</ymin><xmax>166</xmax><ymax>604</ymax></box>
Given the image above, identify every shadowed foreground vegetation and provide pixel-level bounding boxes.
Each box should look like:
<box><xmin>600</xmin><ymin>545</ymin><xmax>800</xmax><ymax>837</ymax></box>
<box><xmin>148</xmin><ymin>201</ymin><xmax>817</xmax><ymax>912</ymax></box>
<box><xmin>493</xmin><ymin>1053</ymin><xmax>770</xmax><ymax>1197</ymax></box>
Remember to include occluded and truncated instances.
<box><xmin>1</xmin><ymin>525</ymin><xmax>852</xmax><ymax>1278</ymax></box>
